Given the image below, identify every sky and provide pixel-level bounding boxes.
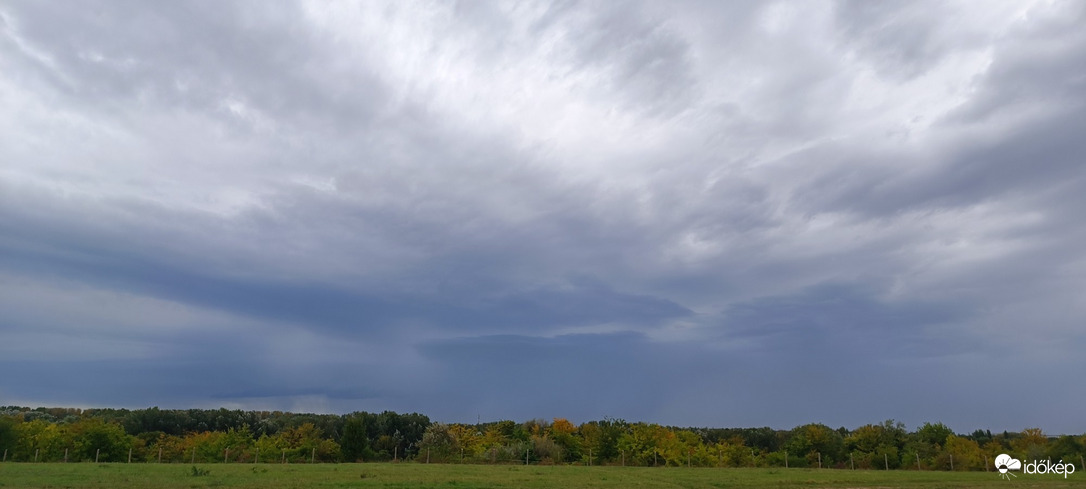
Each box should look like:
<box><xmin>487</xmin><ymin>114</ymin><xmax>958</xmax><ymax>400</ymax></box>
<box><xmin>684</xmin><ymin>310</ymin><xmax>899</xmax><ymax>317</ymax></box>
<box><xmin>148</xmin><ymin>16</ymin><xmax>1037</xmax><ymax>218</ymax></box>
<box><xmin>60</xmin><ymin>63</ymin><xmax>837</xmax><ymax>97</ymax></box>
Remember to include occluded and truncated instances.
<box><xmin>1</xmin><ymin>0</ymin><xmax>1085</xmax><ymax>435</ymax></box>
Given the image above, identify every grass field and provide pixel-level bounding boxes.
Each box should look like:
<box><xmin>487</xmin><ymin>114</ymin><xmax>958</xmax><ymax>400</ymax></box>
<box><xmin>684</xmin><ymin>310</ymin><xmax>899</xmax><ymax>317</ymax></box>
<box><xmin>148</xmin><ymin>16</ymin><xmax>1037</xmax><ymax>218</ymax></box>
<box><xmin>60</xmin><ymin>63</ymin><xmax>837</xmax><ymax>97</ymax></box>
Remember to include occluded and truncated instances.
<box><xmin>0</xmin><ymin>463</ymin><xmax>1081</xmax><ymax>489</ymax></box>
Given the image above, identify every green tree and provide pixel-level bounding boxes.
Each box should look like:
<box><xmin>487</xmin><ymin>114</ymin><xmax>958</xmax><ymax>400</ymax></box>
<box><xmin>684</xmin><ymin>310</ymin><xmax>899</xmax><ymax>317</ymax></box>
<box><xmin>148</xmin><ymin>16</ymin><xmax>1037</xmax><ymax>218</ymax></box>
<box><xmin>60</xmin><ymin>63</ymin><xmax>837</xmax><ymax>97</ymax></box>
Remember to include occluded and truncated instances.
<box><xmin>14</xmin><ymin>419</ymin><xmax>68</xmax><ymax>461</ymax></box>
<box><xmin>0</xmin><ymin>416</ymin><xmax>18</xmax><ymax>458</ymax></box>
<box><xmin>1046</xmin><ymin>435</ymin><xmax>1083</xmax><ymax>462</ymax></box>
<box><xmin>419</xmin><ymin>423</ymin><xmax>457</xmax><ymax>462</ymax></box>
<box><xmin>275</xmin><ymin>423</ymin><xmax>333</xmax><ymax>462</ymax></box>
<box><xmin>448</xmin><ymin>424</ymin><xmax>484</xmax><ymax>460</ymax></box>
<box><xmin>371</xmin><ymin>411</ymin><xmax>429</xmax><ymax>459</ymax></box>
<box><xmin>874</xmin><ymin>444</ymin><xmax>900</xmax><ymax>469</ymax></box>
<box><xmin>941</xmin><ymin>434</ymin><xmax>983</xmax><ymax>470</ymax></box>
<box><xmin>340</xmin><ymin>415</ymin><xmax>372</xmax><ymax>462</ymax></box>
<box><xmin>916</xmin><ymin>422</ymin><xmax>953</xmax><ymax>447</ymax></box>
<box><xmin>220</xmin><ymin>426</ymin><xmax>254</xmax><ymax>462</ymax></box>
<box><xmin>847</xmin><ymin>424</ymin><xmax>883</xmax><ymax>453</ymax></box>
<box><xmin>581</xmin><ymin>418</ymin><xmax>625</xmax><ymax>462</ymax></box>
<box><xmin>549</xmin><ymin>418</ymin><xmax>581</xmax><ymax>462</ymax></box>
<box><xmin>145</xmin><ymin>432</ymin><xmax>187</xmax><ymax>463</ymax></box>
<box><xmin>787</xmin><ymin>424</ymin><xmax>844</xmax><ymax>466</ymax></box>
<box><xmin>846</xmin><ymin>420</ymin><xmax>905</xmax><ymax>469</ymax></box>
<box><xmin>69</xmin><ymin>418</ymin><xmax>131</xmax><ymax>462</ymax></box>
<box><xmin>716</xmin><ymin>436</ymin><xmax>755</xmax><ymax>467</ymax></box>
<box><xmin>617</xmin><ymin>423</ymin><xmax>674</xmax><ymax>466</ymax></box>
<box><xmin>1011</xmin><ymin>427</ymin><xmax>1048</xmax><ymax>461</ymax></box>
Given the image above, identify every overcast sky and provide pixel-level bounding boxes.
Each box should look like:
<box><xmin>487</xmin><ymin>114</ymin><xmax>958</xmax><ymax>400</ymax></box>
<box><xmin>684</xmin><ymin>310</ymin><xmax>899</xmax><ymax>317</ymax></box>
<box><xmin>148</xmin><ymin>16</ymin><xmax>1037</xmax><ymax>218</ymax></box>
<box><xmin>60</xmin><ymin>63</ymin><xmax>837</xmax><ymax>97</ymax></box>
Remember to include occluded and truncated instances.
<box><xmin>2</xmin><ymin>0</ymin><xmax>1084</xmax><ymax>435</ymax></box>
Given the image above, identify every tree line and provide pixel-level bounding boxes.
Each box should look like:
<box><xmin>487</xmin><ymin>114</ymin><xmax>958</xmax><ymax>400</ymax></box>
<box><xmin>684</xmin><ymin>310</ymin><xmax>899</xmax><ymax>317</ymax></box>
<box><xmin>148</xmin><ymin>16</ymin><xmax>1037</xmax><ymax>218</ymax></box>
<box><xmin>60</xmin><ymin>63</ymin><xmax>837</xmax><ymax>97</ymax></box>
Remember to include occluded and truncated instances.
<box><xmin>1</xmin><ymin>406</ymin><xmax>1083</xmax><ymax>470</ymax></box>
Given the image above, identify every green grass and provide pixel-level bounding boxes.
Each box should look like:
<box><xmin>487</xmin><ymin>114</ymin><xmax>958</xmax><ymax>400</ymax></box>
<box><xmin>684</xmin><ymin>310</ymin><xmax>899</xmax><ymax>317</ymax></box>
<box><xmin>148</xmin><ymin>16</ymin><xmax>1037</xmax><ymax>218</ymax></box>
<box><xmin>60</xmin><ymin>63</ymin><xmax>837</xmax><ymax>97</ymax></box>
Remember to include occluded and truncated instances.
<box><xmin>0</xmin><ymin>463</ymin><xmax>1080</xmax><ymax>488</ymax></box>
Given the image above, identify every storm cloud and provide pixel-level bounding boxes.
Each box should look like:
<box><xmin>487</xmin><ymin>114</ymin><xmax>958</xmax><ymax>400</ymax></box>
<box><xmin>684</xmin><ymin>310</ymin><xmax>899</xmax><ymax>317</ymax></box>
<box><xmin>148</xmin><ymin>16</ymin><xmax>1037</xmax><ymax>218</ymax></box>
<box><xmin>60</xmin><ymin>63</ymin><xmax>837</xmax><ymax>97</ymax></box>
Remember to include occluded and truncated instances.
<box><xmin>2</xmin><ymin>0</ymin><xmax>1084</xmax><ymax>434</ymax></box>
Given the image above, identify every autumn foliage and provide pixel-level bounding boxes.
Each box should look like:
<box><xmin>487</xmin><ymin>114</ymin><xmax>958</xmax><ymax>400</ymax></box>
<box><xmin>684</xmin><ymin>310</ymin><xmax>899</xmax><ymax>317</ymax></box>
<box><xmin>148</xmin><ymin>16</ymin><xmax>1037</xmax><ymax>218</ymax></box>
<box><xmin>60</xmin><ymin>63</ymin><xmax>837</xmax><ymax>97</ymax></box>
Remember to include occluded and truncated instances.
<box><xmin>0</xmin><ymin>406</ymin><xmax>1082</xmax><ymax>470</ymax></box>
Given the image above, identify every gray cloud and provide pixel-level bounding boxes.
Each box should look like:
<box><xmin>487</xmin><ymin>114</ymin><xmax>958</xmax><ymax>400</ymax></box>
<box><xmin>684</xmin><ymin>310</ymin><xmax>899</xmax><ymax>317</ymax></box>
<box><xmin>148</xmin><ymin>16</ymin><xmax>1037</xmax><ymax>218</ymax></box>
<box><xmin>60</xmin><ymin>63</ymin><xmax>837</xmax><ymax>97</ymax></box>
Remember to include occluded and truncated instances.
<box><xmin>833</xmin><ymin>1</ymin><xmax>960</xmax><ymax>80</ymax></box>
<box><xmin>2</xmin><ymin>0</ymin><xmax>1084</xmax><ymax>434</ymax></box>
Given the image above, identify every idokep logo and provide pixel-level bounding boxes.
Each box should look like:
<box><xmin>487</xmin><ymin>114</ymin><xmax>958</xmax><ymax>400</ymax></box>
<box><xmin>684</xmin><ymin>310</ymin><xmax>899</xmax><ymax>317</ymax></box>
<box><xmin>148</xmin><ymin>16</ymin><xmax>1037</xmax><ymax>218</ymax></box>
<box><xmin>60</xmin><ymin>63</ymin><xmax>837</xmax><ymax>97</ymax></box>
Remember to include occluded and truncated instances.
<box><xmin>995</xmin><ymin>453</ymin><xmax>1076</xmax><ymax>480</ymax></box>
<box><xmin>1023</xmin><ymin>459</ymin><xmax>1076</xmax><ymax>479</ymax></box>
<box><xmin>995</xmin><ymin>454</ymin><xmax>1021</xmax><ymax>480</ymax></box>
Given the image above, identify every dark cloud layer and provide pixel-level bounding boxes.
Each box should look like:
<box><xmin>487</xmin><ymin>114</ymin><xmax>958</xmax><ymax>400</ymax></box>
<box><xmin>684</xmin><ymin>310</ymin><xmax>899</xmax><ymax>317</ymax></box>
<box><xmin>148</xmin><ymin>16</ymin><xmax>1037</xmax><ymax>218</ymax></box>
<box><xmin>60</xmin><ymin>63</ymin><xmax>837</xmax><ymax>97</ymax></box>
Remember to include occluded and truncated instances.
<box><xmin>2</xmin><ymin>1</ymin><xmax>1084</xmax><ymax>434</ymax></box>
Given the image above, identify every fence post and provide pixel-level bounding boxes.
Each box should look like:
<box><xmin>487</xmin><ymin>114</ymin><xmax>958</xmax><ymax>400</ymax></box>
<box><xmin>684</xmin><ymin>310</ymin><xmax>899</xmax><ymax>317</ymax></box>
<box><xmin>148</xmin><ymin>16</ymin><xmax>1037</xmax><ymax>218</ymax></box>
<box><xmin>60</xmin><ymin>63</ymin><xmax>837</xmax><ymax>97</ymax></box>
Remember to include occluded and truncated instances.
<box><xmin>282</xmin><ymin>449</ymin><xmax>286</xmax><ymax>464</ymax></box>
<box><xmin>35</xmin><ymin>449</ymin><xmax>39</xmax><ymax>462</ymax></box>
<box><xmin>950</xmin><ymin>453</ymin><xmax>954</xmax><ymax>471</ymax></box>
<box><xmin>65</xmin><ymin>448</ymin><xmax>69</xmax><ymax>463</ymax></box>
<box><xmin>850</xmin><ymin>452</ymin><xmax>854</xmax><ymax>470</ymax></box>
<box><xmin>785</xmin><ymin>451</ymin><xmax>788</xmax><ymax>468</ymax></box>
<box><xmin>818</xmin><ymin>452</ymin><xmax>821</xmax><ymax>469</ymax></box>
<box><xmin>158</xmin><ymin>447</ymin><xmax>162</xmax><ymax>463</ymax></box>
<box><xmin>96</xmin><ymin>448</ymin><xmax>100</xmax><ymax>463</ymax></box>
<box><xmin>128</xmin><ymin>448</ymin><xmax>132</xmax><ymax>463</ymax></box>
<box><xmin>916</xmin><ymin>453</ymin><xmax>921</xmax><ymax>471</ymax></box>
<box><xmin>225</xmin><ymin>447</ymin><xmax>229</xmax><ymax>463</ymax></box>
<box><xmin>3</xmin><ymin>449</ymin><xmax>6</xmax><ymax>462</ymax></box>
<box><xmin>311</xmin><ymin>448</ymin><xmax>315</xmax><ymax>464</ymax></box>
<box><xmin>885</xmin><ymin>453</ymin><xmax>888</xmax><ymax>470</ymax></box>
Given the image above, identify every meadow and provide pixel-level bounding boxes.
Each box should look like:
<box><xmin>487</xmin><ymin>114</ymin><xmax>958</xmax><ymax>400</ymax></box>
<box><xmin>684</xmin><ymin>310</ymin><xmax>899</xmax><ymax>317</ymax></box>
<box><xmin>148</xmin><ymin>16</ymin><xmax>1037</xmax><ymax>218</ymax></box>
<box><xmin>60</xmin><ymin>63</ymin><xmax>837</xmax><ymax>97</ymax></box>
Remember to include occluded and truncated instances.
<box><xmin>0</xmin><ymin>463</ymin><xmax>1081</xmax><ymax>489</ymax></box>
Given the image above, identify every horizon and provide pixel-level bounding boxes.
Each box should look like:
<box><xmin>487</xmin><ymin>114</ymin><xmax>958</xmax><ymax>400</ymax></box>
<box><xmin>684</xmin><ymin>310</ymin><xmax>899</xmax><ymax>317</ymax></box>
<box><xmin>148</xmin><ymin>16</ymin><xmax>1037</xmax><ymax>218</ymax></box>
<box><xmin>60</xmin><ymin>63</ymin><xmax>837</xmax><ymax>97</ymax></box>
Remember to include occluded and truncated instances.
<box><xmin>4</xmin><ymin>405</ymin><xmax>1078</xmax><ymax>438</ymax></box>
